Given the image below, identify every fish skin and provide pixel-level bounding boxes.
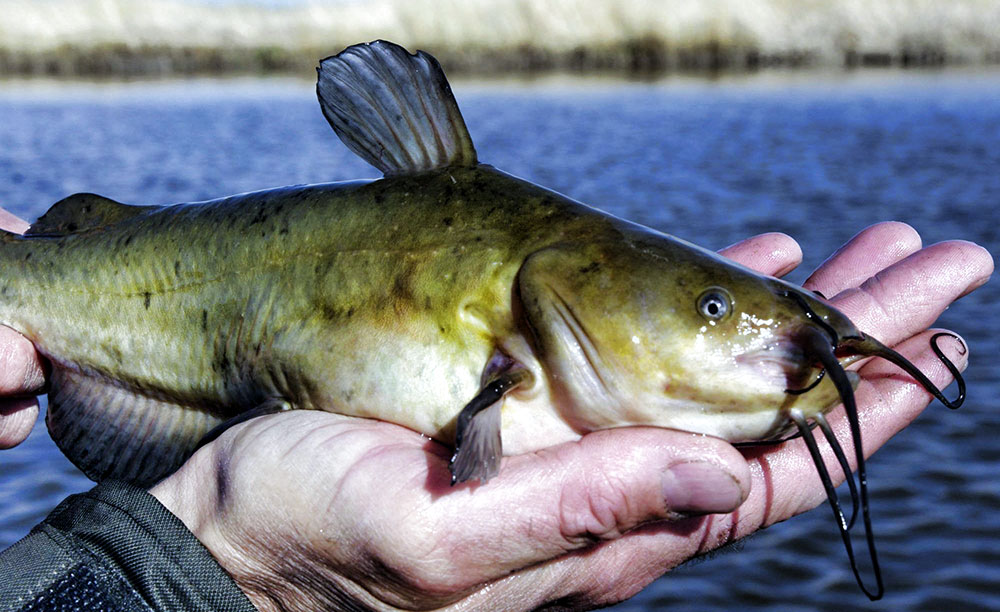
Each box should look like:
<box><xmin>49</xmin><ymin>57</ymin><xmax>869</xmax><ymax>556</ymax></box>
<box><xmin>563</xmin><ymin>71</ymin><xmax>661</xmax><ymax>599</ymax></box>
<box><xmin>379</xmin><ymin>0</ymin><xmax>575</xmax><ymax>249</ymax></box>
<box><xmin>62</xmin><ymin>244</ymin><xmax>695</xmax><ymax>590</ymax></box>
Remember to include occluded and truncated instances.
<box><xmin>0</xmin><ymin>162</ymin><xmax>849</xmax><ymax>485</ymax></box>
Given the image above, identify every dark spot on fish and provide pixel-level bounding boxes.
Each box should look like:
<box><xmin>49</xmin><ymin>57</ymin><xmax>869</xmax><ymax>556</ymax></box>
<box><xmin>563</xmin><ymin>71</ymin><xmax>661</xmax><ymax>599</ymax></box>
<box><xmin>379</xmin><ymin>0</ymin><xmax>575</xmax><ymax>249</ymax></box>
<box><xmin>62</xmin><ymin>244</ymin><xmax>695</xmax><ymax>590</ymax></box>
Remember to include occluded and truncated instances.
<box><xmin>143</xmin><ymin>292</ymin><xmax>151</xmax><ymax>309</ymax></box>
<box><xmin>578</xmin><ymin>262</ymin><xmax>600</xmax><ymax>274</ymax></box>
<box><xmin>201</xmin><ymin>310</ymin><xmax>208</xmax><ymax>331</ymax></box>
<box><xmin>123</xmin><ymin>235</ymin><xmax>132</xmax><ymax>247</ymax></box>
<box><xmin>314</xmin><ymin>260</ymin><xmax>332</xmax><ymax>278</ymax></box>
<box><xmin>443</xmin><ymin>217</ymin><xmax>453</xmax><ymax>227</ymax></box>
<box><xmin>249</xmin><ymin>209</ymin><xmax>269</xmax><ymax>226</ymax></box>
<box><xmin>319</xmin><ymin>303</ymin><xmax>339</xmax><ymax>321</ymax></box>
<box><xmin>392</xmin><ymin>272</ymin><xmax>415</xmax><ymax>304</ymax></box>
<box><xmin>374</xmin><ymin>193</ymin><xmax>385</xmax><ymax>205</ymax></box>
<box><xmin>23</xmin><ymin>251</ymin><xmax>32</xmax><ymax>261</ymax></box>
<box><xmin>174</xmin><ymin>260</ymin><xmax>181</xmax><ymax>276</ymax></box>
<box><xmin>474</xmin><ymin>235</ymin><xmax>483</xmax><ymax>242</ymax></box>
<box><xmin>103</xmin><ymin>344</ymin><xmax>124</xmax><ymax>365</ymax></box>
<box><xmin>347</xmin><ymin>306</ymin><xmax>355</xmax><ymax>318</ymax></box>
<box><xmin>424</xmin><ymin>296</ymin><xmax>432</xmax><ymax>309</ymax></box>
<box><xmin>66</xmin><ymin>223</ymin><xmax>78</xmax><ymax>232</ymax></box>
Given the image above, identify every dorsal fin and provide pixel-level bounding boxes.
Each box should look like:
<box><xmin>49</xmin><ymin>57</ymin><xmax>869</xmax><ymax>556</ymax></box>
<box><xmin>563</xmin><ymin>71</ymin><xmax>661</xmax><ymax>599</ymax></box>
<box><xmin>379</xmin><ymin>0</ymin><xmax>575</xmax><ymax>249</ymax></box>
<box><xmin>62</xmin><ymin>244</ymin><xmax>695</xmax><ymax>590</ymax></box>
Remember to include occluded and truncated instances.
<box><xmin>26</xmin><ymin>193</ymin><xmax>156</xmax><ymax>237</ymax></box>
<box><xmin>316</xmin><ymin>40</ymin><xmax>477</xmax><ymax>176</ymax></box>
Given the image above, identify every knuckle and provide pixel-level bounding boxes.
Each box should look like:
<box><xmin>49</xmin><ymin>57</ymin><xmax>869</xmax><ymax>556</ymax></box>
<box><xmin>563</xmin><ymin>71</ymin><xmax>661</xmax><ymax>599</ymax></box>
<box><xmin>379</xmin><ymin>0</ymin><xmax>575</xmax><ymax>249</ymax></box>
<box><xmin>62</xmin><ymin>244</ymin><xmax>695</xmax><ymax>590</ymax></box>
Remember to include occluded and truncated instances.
<box><xmin>0</xmin><ymin>331</ymin><xmax>45</xmax><ymax>394</ymax></box>
<box><xmin>557</xmin><ymin>470</ymin><xmax>635</xmax><ymax>545</ymax></box>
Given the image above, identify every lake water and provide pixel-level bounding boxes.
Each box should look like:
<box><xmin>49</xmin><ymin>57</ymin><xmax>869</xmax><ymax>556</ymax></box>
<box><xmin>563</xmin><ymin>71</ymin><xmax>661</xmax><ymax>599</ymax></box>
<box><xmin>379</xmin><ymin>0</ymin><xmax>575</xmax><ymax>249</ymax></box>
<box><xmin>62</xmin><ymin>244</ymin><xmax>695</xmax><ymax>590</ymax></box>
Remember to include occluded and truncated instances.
<box><xmin>0</xmin><ymin>69</ymin><xmax>998</xmax><ymax>611</ymax></box>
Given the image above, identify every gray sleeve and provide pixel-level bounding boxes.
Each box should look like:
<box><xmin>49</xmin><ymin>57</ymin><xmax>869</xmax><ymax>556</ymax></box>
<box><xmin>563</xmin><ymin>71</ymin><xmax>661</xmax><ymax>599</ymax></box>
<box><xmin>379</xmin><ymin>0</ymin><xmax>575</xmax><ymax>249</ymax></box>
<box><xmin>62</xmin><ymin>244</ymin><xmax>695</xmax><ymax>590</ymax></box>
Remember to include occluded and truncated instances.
<box><xmin>0</xmin><ymin>480</ymin><xmax>257</xmax><ymax>612</ymax></box>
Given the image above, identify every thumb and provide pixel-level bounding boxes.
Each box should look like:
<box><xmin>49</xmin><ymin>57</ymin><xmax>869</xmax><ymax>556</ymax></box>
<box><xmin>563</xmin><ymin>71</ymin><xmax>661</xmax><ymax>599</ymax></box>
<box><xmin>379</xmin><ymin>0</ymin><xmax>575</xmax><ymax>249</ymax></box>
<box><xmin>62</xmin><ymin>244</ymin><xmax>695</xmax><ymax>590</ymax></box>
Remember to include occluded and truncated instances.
<box><xmin>425</xmin><ymin>427</ymin><xmax>751</xmax><ymax>584</ymax></box>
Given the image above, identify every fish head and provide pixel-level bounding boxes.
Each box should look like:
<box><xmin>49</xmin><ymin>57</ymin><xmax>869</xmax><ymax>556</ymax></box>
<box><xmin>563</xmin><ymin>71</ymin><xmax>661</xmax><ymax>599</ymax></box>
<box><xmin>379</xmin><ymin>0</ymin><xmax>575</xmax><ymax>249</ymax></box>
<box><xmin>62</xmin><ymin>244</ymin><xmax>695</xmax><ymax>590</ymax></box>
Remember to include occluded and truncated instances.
<box><xmin>516</xmin><ymin>228</ymin><xmax>862</xmax><ymax>442</ymax></box>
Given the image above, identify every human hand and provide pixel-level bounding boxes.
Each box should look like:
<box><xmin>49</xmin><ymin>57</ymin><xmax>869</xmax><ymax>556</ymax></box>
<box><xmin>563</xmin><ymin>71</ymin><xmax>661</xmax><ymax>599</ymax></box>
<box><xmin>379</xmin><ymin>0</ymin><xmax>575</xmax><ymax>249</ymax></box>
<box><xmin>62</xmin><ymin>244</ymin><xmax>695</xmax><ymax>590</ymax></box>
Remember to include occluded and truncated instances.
<box><xmin>151</xmin><ymin>222</ymin><xmax>992</xmax><ymax>611</ymax></box>
<box><xmin>0</xmin><ymin>209</ymin><xmax>47</xmax><ymax>450</ymax></box>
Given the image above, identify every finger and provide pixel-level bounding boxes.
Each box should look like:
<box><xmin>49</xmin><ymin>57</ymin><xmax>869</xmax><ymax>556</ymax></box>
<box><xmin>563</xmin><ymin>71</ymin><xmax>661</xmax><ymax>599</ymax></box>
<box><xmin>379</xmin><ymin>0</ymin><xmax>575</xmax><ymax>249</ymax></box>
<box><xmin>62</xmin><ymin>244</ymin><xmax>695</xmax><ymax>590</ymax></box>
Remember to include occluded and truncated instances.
<box><xmin>718</xmin><ymin>232</ymin><xmax>802</xmax><ymax>277</ymax></box>
<box><xmin>827</xmin><ymin>240</ymin><xmax>993</xmax><ymax>346</ymax></box>
<box><xmin>0</xmin><ymin>326</ymin><xmax>47</xmax><ymax>448</ymax></box>
<box><xmin>0</xmin><ymin>208</ymin><xmax>29</xmax><ymax>234</ymax></box>
<box><xmin>0</xmin><ymin>326</ymin><xmax>47</xmax><ymax>396</ymax></box>
<box><xmin>373</xmin><ymin>428</ymin><xmax>751</xmax><ymax>592</ymax></box>
<box><xmin>804</xmin><ymin>222</ymin><xmax>922</xmax><ymax>296</ymax></box>
<box><xmin>0</xmin><ymin>397</ymin><xmax>39</xmax><ymax>449</ymax></box>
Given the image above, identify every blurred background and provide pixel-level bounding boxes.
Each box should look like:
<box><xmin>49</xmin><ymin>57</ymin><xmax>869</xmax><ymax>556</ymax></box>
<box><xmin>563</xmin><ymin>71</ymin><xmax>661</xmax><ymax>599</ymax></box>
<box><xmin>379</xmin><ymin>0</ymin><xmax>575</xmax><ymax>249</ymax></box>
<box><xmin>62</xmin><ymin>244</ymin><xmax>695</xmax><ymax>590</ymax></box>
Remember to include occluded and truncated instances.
<box><xmin>1</xmin><ymin>1</ymin><xmax>998</xmax><ymax>610</ymax></box>
<box><xmin>1</xmin><ymin>0</ymin><xmax>1000</xmax><ymax>77</ymax></box>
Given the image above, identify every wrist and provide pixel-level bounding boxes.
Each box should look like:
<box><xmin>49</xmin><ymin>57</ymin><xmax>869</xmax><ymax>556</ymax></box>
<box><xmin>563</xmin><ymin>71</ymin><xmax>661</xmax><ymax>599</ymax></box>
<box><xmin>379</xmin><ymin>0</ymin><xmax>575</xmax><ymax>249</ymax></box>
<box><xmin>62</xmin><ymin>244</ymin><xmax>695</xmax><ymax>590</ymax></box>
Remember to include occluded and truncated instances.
<box><xmin>148</xmin><ymin>446</ymin><xmax>315</xmax><ymax>612</ymax></box>
<box><xmin>149</xmin><ymin>446</ymin><xmax>218</xmax><ymax>537</ymax></box>
<box><xmin>149</xmin><ymin>448</ymin><xmax>267</xmax><ymax>605</ymax></box>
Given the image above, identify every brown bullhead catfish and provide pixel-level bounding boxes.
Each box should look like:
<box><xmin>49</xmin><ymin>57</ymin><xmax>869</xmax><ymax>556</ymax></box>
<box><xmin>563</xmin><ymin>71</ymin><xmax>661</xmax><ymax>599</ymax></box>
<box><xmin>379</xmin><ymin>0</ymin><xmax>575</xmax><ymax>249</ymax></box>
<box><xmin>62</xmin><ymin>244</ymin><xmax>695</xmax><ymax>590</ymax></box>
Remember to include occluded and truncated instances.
<box><xmin>0</xmin><ymin>41</ymin><xmax>964</xmax><ymax>599</ymax></box>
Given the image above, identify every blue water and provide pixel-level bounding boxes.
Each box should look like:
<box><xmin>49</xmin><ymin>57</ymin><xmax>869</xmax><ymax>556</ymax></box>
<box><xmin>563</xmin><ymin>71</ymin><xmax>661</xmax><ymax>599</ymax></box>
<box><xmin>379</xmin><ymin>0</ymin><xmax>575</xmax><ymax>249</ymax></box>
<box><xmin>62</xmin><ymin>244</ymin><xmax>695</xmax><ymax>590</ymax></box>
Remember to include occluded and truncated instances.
<box><xmin>0</xmin><ymin>69</ymin><xmax>998</xmax><ymax>610</ymax></box>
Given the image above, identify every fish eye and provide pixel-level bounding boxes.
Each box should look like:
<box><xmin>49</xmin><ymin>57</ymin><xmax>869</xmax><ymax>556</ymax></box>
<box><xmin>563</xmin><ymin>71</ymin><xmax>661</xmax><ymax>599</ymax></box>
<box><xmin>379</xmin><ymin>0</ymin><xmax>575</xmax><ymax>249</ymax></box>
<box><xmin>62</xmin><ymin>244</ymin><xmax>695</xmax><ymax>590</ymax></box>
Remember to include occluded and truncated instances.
<box><xmin>697</xmin><ymin>288</ymin><xmax>732</xmax><ymax>321</ymax></box>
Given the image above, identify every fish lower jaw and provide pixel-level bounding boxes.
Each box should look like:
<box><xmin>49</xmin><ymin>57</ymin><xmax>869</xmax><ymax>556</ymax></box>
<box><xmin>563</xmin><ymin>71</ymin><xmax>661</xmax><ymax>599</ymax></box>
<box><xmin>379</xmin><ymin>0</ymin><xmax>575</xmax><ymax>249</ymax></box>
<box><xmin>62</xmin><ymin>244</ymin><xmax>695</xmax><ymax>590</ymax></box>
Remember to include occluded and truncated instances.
<box><xmin>646</xmin><ymin>408</ymin><xmax>794</xmax><ymax>444</ymax></box>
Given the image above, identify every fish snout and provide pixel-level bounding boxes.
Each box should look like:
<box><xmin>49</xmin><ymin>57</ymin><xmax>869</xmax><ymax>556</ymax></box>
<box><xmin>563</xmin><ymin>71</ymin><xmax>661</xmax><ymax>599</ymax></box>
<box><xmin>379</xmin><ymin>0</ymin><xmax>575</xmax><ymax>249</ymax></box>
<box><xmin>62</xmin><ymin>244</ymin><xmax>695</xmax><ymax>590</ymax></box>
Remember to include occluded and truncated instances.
<box><xmin>777</xmin><ymin>286</ymin><xmax>864</xmax><ymax>344</ymax></box>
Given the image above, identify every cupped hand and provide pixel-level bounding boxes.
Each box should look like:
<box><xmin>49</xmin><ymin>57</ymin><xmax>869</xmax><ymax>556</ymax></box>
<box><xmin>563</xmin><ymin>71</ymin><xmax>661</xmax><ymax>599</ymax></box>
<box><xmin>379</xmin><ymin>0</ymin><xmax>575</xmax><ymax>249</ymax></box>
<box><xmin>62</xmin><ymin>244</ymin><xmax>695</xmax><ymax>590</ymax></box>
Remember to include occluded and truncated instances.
<box><xmin>151</xmin><ymin>222</ymin><xmax>993</xmax><ymax>612</ymax></box>
<box><xmin>0</xmin><ymin>211</ymin><xmax>47</xmax><ymax>449</ymax></box>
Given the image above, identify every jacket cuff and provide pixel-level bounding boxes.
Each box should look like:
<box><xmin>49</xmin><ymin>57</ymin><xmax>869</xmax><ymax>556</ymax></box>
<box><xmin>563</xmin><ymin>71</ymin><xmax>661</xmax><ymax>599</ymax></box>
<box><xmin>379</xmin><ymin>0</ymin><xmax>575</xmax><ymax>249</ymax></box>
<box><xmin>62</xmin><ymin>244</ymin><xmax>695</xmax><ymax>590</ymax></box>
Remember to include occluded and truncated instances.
<box><xmin>1</xmin><ymin>480</ymin><xmax>257</xmax><ymax>612</ymax></box>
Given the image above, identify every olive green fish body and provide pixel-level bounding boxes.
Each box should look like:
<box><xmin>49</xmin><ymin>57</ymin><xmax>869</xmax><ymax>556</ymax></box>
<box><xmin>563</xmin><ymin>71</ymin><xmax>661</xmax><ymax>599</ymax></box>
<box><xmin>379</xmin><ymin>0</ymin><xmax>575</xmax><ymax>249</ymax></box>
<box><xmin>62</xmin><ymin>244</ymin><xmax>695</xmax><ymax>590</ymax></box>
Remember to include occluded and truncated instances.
<box><xmin>0</xmin><ymin>163</ymin><xmax>844</xmax><ymax>482</ymax></box>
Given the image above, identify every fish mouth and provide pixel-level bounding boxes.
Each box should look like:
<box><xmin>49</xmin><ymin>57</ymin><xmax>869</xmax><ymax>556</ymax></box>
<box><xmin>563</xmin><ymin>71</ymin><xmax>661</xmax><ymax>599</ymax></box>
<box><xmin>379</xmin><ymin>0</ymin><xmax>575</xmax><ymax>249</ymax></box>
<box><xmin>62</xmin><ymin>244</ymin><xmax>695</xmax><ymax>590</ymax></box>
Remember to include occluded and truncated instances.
<box><xmin>734</xmin><ymin>338</ymin><xmax>824</xmax><ymax>396</ymax></box>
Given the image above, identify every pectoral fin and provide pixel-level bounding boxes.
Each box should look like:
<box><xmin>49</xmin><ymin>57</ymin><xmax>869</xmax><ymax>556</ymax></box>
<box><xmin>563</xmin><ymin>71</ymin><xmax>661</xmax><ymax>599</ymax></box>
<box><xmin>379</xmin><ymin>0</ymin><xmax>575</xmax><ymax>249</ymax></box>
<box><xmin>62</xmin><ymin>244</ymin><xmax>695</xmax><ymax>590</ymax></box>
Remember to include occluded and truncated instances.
<box><xmin>450</xmin><ymin>367</ymin><xmax>530</xmax><ymax>485</ymax></box>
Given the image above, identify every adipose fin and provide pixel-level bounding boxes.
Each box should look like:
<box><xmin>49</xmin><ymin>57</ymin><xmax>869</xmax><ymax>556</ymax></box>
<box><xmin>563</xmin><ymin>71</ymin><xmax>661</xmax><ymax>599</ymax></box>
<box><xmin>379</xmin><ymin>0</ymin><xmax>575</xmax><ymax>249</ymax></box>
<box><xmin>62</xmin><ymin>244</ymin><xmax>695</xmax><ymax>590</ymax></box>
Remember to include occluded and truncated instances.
<box><xmin>27</xmin><ymin>193</ymin><xmax>157</xmax><ymax>237</ymax></box>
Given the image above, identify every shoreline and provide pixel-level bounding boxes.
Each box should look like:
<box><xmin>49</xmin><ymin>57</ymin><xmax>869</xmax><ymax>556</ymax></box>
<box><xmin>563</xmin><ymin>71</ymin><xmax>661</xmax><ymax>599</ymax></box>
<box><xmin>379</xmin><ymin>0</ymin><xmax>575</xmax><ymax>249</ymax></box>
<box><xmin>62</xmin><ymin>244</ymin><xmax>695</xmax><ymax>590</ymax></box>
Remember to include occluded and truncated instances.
<box><xmin>2</xmin><ymin>42</ymin><xmax>998</xmax><ymax>79</ymax></box>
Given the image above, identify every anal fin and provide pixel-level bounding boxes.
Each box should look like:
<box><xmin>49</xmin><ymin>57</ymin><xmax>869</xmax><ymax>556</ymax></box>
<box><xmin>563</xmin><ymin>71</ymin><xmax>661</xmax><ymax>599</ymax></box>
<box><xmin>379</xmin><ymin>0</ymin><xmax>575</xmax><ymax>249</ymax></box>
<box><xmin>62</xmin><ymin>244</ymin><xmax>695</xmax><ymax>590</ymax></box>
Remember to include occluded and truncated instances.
<box><xmin>46</xmin><ymin>368</ymin><xmax>222</xmax><ymax>487</ymax></box>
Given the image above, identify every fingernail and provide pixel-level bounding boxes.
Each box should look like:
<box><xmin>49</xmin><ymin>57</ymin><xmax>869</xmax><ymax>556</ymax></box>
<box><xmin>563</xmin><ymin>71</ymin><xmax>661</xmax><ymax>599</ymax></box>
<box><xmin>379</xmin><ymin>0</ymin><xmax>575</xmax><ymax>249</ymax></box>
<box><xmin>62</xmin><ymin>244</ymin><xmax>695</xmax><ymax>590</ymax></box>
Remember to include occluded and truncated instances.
<box><xmin>662</xmin><ymin>461</ymin><xmax>743</xmax><ymax>515</ymax></box>
<box><xmin>935</xmin><ymin>332</ymin><xmax>969</xmax><ymax>369</ymax></box>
